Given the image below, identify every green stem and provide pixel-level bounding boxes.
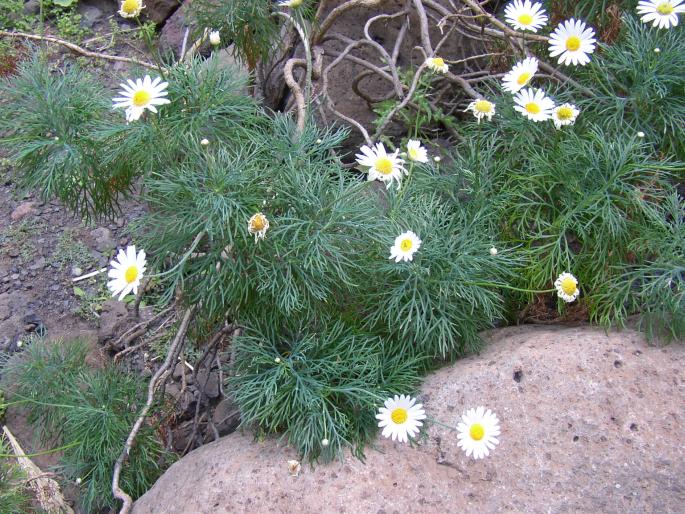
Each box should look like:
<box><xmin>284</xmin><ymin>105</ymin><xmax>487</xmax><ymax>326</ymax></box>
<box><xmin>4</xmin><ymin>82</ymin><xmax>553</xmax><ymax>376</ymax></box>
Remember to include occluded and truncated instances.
<box><xmin>0</xmin><ymin>440</ymin><xmax>81</xmax><ymax>459</ymax></box>
<box><xmin>465</xmin><ymin>281</ymin><xmax>555</xmax><ymax>294</ymax></box>
<box><xmin>427</xmin><ymin>417</ymin><xmax>458</xmax><ymax>431</ymax></box>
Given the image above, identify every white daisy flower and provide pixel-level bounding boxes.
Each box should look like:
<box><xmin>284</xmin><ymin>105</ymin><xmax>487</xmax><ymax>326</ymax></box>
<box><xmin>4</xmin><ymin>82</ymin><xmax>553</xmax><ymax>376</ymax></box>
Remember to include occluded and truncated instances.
<box><xmin>504</xmin><ymin>0</ymin><xmax>548</xmax><ymax>32</ymax></box>
<box><xmin>456</xmin><ymin>406</ymin><xmax>501</xmax><ymax>459</ymax></box>
<box><xmin>513</xmin><ymin>88</ymin><xmax>555</xmax><ymax>122</ymax></box>
<box><xmin>118</xmin><ymin>0</ymin><xmax>144</xmax><ymax>18</ymax></box>
<box><xmin>548</xmin><ymin>18</ymin><xmax>596</xmax><ymax>66</ymax></box>
<box><xmin>501</xmin><ymin>57</ymin><xmax>538</xmax><ymax>94</ymax></box>
<box><xmin>433</xmin><ymin>156</ymin><xmax>441</xmax><ymax>163</ymax></box>
<box><xmin>555</xmin><ymin>272</ymin><xmax>580</xmax><ymax>303</ymax></box>
<box><xmin>637</xmin><ymin>131</ymin><xmax>646</xmax><ymax>138</ymax></box>
<box><xmin>376</xmin><ymin>394</ymin><xmax>426</xmax><ymax>443</ymax></box>
<box><xmin>465</xmin><ymin>98</ymin><xmax>496</xmax><ymax>123</ymax></box>
<box><xmin>552</xmin><ymin>103</ymin><xmax>580</xmax><ymax>129</ymax></box>
<box><xmin>107</xmin><ymin>245</ymin><xmax>147</xmax><ymax>301</ymax></box>
<box><xmin>425</xmin><ymin>57</ymin><xmax>449</xmax><ymax>74</ymax></box>
<box><xmin>637</xmin><ymin>0</ymin><xmax>685</xmax><ymax>29</ymax></box>
<box><xmin>209</xmin><ymin>30</ymin><xmax>221</xmax><ymax>46</ymax></box>
<box><xmin>489</xmin><ymin>247</ymin><xmax>498</xmax><ymax>256</ymax></box>
<box><xmin>248</xmin><ymin>212</ymin><xmax>270</xmax><ymax>242</ymax></box>
<box><xmin>355</xmin><ymin>142</ymin><xmax>407</xmax><ymax>189</ymax></box>
<box><xmin>406</xmin><ymin>139</ymin><xmax>428</xmax><ymax>163</ymax></box>
<box><xmin>279</xmin><ymin>0</ymin><xmax>303</xmax><ymax>7</ymax></box>
<box><xmin>200</xmin><ymin>138</ymin><xmax>210</xmax><ymax>146</ymax></box>
<box><xmin>389</xmin><ymin>231</ymin><xmax>422</xmax><ymax>263</ymax></box>
<box><xmin>113</xmin><ymin>76</ymin><xmax>170</xmax><ymax>122</ymax></box>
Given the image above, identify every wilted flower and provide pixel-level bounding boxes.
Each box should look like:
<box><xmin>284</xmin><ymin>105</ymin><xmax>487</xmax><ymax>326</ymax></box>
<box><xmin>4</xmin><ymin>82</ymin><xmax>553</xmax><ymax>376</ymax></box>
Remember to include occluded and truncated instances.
<box><xmin>465</xmin><ymin>98</ymin><xmax>496</xmax><ymax>123</ymax></box>
<box><xmin>248</xmin><ymin>212</ymin><xmax>270</xmax><ymax>242</ymax></box>
<box><xmin>552</xmin><ymin>103</ymin><xmax>580</xmax><ymax>129</ymax></box>
<box><xmin>119</xmin><ymin>0</ymin><xmax>144</xmax><ymax>18</ymax></box>
<box><xmin>425</xmin><ymin>57</ymin><xmax>449</xmax><ymax>74</ymax></box>
<box><xmin>555</xmin><ymin>272</ymin><xmax>580</xmax><ymax>303</ymax></box>
<box><xmin>287</xmin><ymin>460</ymin><xmax>301</xmax><ymax>476</ymax></box>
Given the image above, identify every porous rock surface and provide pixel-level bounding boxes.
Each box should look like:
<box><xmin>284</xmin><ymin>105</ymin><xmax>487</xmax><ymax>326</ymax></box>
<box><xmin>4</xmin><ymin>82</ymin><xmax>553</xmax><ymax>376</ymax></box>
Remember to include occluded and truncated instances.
<box><xmin>133</xmin><ymin>325</ymin><xmax>685</xmax><ymax>513</ymax></box>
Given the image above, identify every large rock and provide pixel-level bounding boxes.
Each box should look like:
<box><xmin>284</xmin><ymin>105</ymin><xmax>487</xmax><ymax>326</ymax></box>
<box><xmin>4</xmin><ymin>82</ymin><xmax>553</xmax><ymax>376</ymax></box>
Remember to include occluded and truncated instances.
<box><xmin>132</xmin><ymin>325</ymin><xmax>685</xmax><ymax>513</ymax></box>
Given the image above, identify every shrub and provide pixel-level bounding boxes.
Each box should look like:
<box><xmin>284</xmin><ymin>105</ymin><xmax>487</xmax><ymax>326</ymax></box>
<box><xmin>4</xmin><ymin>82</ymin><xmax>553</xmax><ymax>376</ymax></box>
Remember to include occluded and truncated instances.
<box><xmin>0</xmin><ymin>437</ymin><xmax>32</xmax><ymax>514</ymax></box>
<box><xmin>1</xmin><ymin>338</ymin><xmax>171</xmax><ymax>512</ymax></box>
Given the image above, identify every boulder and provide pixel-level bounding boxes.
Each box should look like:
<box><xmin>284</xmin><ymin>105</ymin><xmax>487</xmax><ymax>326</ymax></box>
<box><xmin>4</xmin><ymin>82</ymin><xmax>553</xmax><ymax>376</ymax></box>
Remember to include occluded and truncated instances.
<box><xmin>132</xmin><ymin>325</ymin><xmax>685</xmax><ymax>513</ymax></box>
<box><xmin>10</xmin><ymin>201</ymin><xmax>36</xmax><ymax>221</ymax></box>
<box><xmin>145</xmin><ymin>0</ymin><xmax>181</xmax><ymax>25</ymax></box>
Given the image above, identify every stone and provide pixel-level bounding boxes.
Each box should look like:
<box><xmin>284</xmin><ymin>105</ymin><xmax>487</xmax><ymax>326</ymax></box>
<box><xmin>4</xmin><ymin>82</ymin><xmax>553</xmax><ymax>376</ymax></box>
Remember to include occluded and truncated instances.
<box><xmin>132</xmin><ymin>326</ymin><xmax>685</xmax><ymax>513</ymax></box>
<box><xmin>145</xmin><ymin>0</ymin><xmax>181</xmax><ymax>25</ymax></box>
<box><xmin>158</xmin><ymin>0</ymin><xmax>194</xmax><ymax>58</ymax></box>
<box><xmin>90</xmin><ymin>227</ymin><xmax>116</xmax><ymax>253</ymax></box>
<box><xmin>97</xmin><ymin>299</ymin><xmax>129</xmax><ymax>347</ymax></box>
<box><xmin>211</xmin><ymin>397</ymin><xmax>239</xmax><ymax>436</ymax></box>
<box><xmin>196</xmin><ymin>369</ymin><xmax>220</xmax><ymax>399</ymax></box>
<box><xmin>77</xmin><ymin>3</ymin><xmax>104</xmax><ymax>28</ymax></box>
<box><xmin>172</xmin><ymin>362</ymin><xmax>194</xmax><ymax>383</ymax></box>
<box><xmin>10</xmin><ymin>201</ymin><xmax>36</xmax><ymax>221</ymax></box>
<box><xmin>22</xmin><ymin>0</ymin><xmax>40</xmax><ymax>15</ymax></box>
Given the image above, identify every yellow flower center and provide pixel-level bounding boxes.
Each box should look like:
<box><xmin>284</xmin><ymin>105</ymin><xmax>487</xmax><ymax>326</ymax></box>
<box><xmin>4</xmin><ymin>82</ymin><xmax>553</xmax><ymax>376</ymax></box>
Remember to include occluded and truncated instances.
<box><xmin>400</xmin><ymin>239</ymin><xmax>413</xmax><ymax>252</ymax></box>
<box><xmin>566</xmin><ymin>36</ymin><xmax>581</xmax><ymax>52</ymax></box>
<box><xmin>516</xmin><ymin>72</ymin><xmax>532</xmax><ymax>86</ymax></box>
<box><xmin>474</xmin><ymin>99</ymin><xmax>492</xmax><ymax>113</ymax></box>
<box><xmin>289</xmin><ymin>0</ymin><xmax>303</xmax><ymax>6</ymax></box>
<box><xmin>525</xmin><ymin>102</ymin><xmax>541</xmax><ymax>114</ymax></box>
<box><xmin>391</xmin><ymin>408</ymin><xmax>408</xmax><ymax>424</ymax></box>
<box><xmin>557</xmin><ymin>106</ymin><xmax>574</xmax><ymax>120</ymax></box>
<box><xmin>375</xmin><ymin>157</ymin><xmax>394</xmax><ymax>175</ymax></box>
<box><xmin>408</xmin><ymin>148</ymin><xmax>419</xmax><ymax>160</ymax></box>
<box><xmin>124</xmin><ymin>265</ymin><xmax>139</xmax><ymax>284</ymax></box>
<box><xmin>132</xmin><ymin>89</ymin><xmax>151</xmax><ymax>107</ymax></box>
<box><xmin>657</xmin><ymin>2</ymin><xmax>674</xmax><ymax>14</ymax></box>
<box><xmin>470</xmin><ymin>423</ymin><xmax>485</xmax><ymax>441</ymax></box>
<box><xmin>121</xmin><ymin>0</ymin><xmax>140</xmax><ymax>14</ymax></box>
<box><xmin>250</xmin><ymin>215</ymin><xmax>266</xmax><ymax>231</ymax></box>
<box><xmin>560</xmin><ymin>277</ymin><xmax>577</xmax><ymax>296</ymax></box>
<box><xmin>431</xmin><ymin>57</ymin><xmax>445</xmax><ymax>68</ymax></box>
<box><xmin>518</xmin><ymin>13</ymin><xmax>533</xmax><ymax>25</ymax></box>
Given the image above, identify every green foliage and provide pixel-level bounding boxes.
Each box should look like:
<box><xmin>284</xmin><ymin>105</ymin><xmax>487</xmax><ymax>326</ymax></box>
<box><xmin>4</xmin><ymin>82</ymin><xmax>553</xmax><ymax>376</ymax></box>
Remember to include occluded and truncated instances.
<box><xmin>0</xmin><ymin>0</ymin><xmax>28</xmax><ymax>31</ymax></box>
<box><xmin>0</xmin><ymin>437</ymin><xmax>32</xmax><ymax>514</ymax></box>
<box><xmin>1</xmin><ymin>338</ymin><xmax>171</xmax><ymax>512</ymax></box>
<box><xmin>232</xmin><ymin>321</ymin><xmax>424</xmax><ymax>460</ymax></box>
<box><xmin>191</xmin><ymin>0</ymin><xmax>280</xmax><ymax>65</ymax></box>
<box><xmin>0</xmin><ymin>53</ymin><xmax>133</xmax><ymax>220</ymax></box>
<box><xmin>53</xmin><ymin>228</ymin><xmax>97</xmax><ymax>270</ymax></box>
<box><xmin>546</xmin><ymin>0</ymin><xmax>638</xmax><ymax>29</ymax></box>
<box><xmin>451</xmin><ymin>18</ymin><xmax>684</xmax><ymax>338</ymax></box>
<box><xmin>581</xmin><ymin>16</ymin><xmax>685</xmax><ymax>158</ymax></box>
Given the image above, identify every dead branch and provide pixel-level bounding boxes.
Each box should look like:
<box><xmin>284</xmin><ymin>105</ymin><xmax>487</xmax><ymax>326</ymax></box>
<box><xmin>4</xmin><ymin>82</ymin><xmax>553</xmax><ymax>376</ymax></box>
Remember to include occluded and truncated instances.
<box><xmin>0</xmin><ymin>31</ymin><xmax>157</xmax><ymax>70</ymax></box>
<box><xmin>2</xmin><ymin>426</ymin><xmax>74</xmax><ymax>514</ymax></box>
<box><xmin>112</xmin><ymin>306</ymin><xmax>196</xmax><ymax>514</ymax></box>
